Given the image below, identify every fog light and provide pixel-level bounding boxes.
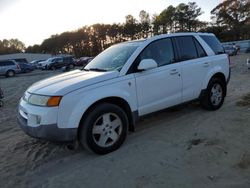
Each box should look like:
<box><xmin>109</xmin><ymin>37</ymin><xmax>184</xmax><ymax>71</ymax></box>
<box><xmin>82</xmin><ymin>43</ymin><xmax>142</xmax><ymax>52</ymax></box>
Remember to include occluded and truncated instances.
<box><xmin>36</xmin><ymin>115</ymin><xmax>41</xmax><ymax>124</ymax></box>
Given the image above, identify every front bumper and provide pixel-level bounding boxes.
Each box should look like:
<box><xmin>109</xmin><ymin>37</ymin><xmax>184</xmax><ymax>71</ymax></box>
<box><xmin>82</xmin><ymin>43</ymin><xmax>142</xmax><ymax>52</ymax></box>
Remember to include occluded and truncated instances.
<box><xmin>18</xmin><ymin>112</ymin><xmax>77</xmax><ymax>142</ymax></box>
<box><xmin>37</xmin><ymin>64</ymin><xmax>47</xmax><ymax>69</ymax></box>
<box><xmin>17</xmin><ymin>98</ymin><xmax>77</xmax><ymax>142</ymax></box>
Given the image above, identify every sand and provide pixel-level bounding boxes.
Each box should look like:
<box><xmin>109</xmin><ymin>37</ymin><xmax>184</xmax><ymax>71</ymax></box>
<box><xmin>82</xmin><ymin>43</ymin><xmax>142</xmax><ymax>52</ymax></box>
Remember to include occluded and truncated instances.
<box><xmin>1</xmin><ymin>54</ymin><xmax>250</xmax><ymax>188</ymax></box>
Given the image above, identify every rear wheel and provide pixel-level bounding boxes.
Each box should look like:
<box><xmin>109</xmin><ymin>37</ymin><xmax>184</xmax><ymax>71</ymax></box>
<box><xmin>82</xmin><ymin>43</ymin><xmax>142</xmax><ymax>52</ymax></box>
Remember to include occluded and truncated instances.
<box><xmin>6</xmin><ymin>70</ymin><xmax>15</xmax><ymax>77</ymax></box>
<box><xmin>79</xmin><ymin>103</ymin><xmax>128</xmax><ymax>154</ymax></box>
<box><xmin>200</xmin><ymin>77</ymin><xmax>226</xmax><ymax>110</ymax></box>
<box><xmin>51</xmin><ymin>66</ymin><xmax>56</xmax><ymax>70</ymax></box>
<box><xmin>69</xmin><ymin>64</ymin><xmax>74</xmax><ymax>69</ymax></box>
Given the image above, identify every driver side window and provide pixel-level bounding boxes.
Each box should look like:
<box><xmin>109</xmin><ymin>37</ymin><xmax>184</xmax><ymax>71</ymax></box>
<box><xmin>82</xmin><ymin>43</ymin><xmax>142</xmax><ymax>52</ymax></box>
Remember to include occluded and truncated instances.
<box><xmin>140</xmin><ymin>38</ymin><xmax>175</xmax><ymax>67</ymax></box>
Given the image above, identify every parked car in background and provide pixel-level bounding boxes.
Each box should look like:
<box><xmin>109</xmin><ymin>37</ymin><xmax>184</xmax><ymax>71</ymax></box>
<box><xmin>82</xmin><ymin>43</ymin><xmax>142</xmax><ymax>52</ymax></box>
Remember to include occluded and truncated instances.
<box><xmin>17</xmin><ymin>62</ymin><xmax>34</xmax><ymax>73</ymax></box>
<box><xmin>18</xmin><ymin>32</ymin><xmax>230</xmax><ymax>154</ymax></box>
<box><xmin>29</xmin><ymin>60</ymin><xmax>45</xmax><ymax>69</ymax></box>
<box><xmin>37</xmin><ymin>58</ymin><xmax>53</xmax><ymax>70</ymax></box>
<box><xmin>0</xmin><ymin>60</ymin><xmax>21</xmax><ymax>77</ymax></box>
<box><xmin>223</xmin><ymin>45</ymin><xmax>237</xmax><ymax>56</ymax></box>
<box><xmin>37</xmin><ymin>56</ymin><xmax>75</xmax><ymax>70</ymax></box>
<box><xmin>75</xmin><ymin>57</ymin><xmax>93</xmax><ymax>67</ymax></box>
<box><xmin>13</xmin><ymin>58</ymin><xmax>29</xmax><ymax>64</ymax></box>
<box><xmin>87</xmin><ymin>57</ymin><xmax>94</xmax><ymax>63</ymax></box>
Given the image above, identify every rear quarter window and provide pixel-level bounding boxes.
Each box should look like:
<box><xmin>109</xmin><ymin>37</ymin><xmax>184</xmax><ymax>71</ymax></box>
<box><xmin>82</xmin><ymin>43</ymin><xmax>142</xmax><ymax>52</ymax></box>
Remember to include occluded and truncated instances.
<box><xmin>52</xmin><ymin>58</ymin><xmax>62</xmax><ymax>62</ymax></box>
<box><xmin>200</xmin><ymin>35</ymin><xmax>224</xmax><ymax>55</ymax></box>
<box><xmin>0</xmin><ymin>61</ymin><xmax>14</xmax><ymax>66</ymax></box>
<box><xmin>194</xmin><ymin>38</ymin><xmax>207</xmax><ymax>57</ymax></box>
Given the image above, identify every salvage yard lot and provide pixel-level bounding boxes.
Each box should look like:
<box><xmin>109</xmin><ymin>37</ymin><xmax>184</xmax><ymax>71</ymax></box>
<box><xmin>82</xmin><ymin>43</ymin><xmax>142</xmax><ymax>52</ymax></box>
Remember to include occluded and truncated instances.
<box><xmin>1</xmin><ymin>54</ymin><xmax>250</xmax><ymax>188</ymax></box>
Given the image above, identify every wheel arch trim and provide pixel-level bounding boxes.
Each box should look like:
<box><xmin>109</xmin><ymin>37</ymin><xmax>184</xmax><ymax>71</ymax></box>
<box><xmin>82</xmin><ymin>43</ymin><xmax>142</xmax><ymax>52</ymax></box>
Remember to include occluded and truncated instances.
<box><xmin>201</xmin><ymin>66</ymin><xmax>227</xmax><ymax>90</ymax></box>
<box><xmin>58</xmin><ymin>89</ymin><xmax>136</xmax><ymax>131</ymax></box>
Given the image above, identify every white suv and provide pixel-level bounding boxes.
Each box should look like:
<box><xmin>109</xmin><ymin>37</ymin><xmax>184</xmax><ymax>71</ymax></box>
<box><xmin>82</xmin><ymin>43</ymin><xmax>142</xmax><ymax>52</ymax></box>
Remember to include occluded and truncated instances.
<box><xmin>18</xmin><ymin>33</ymin><xmax>230</xmax><ymax>154</ymax></box>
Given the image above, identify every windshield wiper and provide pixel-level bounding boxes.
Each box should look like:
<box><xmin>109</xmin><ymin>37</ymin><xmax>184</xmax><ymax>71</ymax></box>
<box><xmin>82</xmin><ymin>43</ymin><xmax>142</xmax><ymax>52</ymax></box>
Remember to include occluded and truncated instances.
<box><xmin>88</xmin><ymin>68</ymin><xmax>107</xmax><ymax>72</ymax></box>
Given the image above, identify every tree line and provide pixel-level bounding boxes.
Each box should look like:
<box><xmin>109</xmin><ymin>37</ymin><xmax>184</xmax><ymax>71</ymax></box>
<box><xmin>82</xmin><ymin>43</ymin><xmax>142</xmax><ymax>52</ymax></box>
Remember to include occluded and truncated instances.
<box><xmin>1</xmin><ymin>0</ymin><xmax>250</xmax><ymax>57</ymax></box>
<box><xmin>0</xmin><ymin>39</ymin><xmax>25</xmax><ymax>55</ymax></box>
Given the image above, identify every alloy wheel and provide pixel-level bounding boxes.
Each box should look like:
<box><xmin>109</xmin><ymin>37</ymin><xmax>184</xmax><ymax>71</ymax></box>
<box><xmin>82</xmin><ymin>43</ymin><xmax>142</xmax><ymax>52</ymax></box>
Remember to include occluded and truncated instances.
<box><xmin>210</xmin><ymin>83</ymin><xmax>223</xmax><ymax>106</ymax></box>
<box><xmin>92</xmin><ymin>113</ymin><xmax>122</xmax><ymax>147</ymax></box>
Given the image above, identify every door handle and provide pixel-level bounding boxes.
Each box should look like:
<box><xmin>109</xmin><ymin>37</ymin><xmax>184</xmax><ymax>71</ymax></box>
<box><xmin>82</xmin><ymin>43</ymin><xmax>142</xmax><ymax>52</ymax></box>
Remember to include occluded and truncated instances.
<box><xmin>170</xmin><ymin>69</ymin><xmax>178</xmax><ymax>75</ymax></box>
<box><xmin>203</xmin><ymin>62</ymin><xmax>210</xmax><ymax>67</ymax></box>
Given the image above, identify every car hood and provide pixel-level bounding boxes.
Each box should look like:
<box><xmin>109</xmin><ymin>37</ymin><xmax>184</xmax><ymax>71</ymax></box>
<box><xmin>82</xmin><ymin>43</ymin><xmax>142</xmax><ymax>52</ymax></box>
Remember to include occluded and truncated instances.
<box><xmin>27</xmin><ymin>70</ymin><xmax>119</xmax><ymax>95</ymax></box>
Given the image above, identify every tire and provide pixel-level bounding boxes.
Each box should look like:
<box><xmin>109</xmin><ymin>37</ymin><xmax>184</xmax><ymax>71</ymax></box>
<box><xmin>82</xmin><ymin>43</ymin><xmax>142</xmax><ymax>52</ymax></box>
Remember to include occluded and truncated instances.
<box><xmin>200</xmin><ymin>77</ymin><xmax>226</xmax><ymax>111</ymax></box>
<box><xmin>51</xmin><ymin>66</ymin><xmax>56</xmax><ymax>70</ymax></box>
<box><xmin>5</xmin><ymin>70</ymin><xmax>15</xmax><ymax>77</ymax></box>
<box><xmin>69</xmin><ymin>64</ymin><xmax>74</xmax><ymax>69</ymax></box>
<box><xmin>79</xmin><ymin>103</ymin><xmax>128</xmax><ymax>154</ymax></box>
<box><xmin>0</xmin><ymin>100</ymin><xmax>3</xmax><ymax>107</ymax></box>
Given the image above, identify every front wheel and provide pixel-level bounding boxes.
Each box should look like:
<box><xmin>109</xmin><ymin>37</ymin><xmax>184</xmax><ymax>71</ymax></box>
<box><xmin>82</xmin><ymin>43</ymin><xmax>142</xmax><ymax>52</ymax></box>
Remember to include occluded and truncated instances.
<box><xmin>79</xmin><ymin>103</ymin><xmax>128</xmax><ymax>154</ymax></box>
<box><xmin>200</xmin><ymin>78</ymin><xmax>226</xmax><ymax>111</ymax></box>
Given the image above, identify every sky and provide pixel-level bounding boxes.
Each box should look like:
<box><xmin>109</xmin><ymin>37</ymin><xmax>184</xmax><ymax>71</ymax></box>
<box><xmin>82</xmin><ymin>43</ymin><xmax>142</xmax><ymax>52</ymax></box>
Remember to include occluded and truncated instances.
<box><xmin>0</xmin><ymin>0</ymin><xmax>222</xmax><ymax>46</ymax></box>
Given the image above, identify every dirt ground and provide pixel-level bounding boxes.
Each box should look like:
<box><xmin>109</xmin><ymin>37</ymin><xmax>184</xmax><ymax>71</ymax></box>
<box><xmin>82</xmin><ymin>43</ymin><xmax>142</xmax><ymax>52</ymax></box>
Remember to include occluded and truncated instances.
<box><xmin>1</xmin><ymin>54</ymin><xmax>250</xmax><ymax>188</ymax></box>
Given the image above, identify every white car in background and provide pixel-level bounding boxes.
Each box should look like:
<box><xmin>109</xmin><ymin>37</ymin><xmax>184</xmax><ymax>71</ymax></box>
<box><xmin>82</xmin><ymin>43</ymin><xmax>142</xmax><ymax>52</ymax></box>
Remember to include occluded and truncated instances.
<box><xmin>36</xmin><ymin>59</ymin><xmax>52</xmax><ymax>69</ymax></box>
<box><xmin>18</xmin><ymin>32</ymin><xmax>230</xmax><ymax>154</ymax></box>
<box><xmin>37</xmin><ymin>57</ymin><xmax>61</xmax><ymax>70</ymax></box>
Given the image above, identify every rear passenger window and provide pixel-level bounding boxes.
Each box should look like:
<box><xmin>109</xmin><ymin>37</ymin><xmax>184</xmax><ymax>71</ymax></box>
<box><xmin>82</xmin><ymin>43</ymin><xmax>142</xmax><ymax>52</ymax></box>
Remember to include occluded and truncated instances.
<box><xmin>194</xmin><ymin>39</ymin><xmax>207</xmax><ymax>57</ymax></box>
<box><xmin>175</xmin><ymin>36</ymin><xmax>198</xmax><ymax>61</ymax></box>
<box><xmin>200</xmin><ymin>35</ymin><xmax>224</xmax><ymax>55</ymax></box>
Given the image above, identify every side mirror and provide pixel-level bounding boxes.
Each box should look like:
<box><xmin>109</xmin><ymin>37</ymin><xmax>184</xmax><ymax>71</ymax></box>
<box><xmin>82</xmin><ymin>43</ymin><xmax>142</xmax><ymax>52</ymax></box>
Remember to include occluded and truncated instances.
<box><xmin>137</xmin><ymin>59</ymin><xmax>158</xmax><ymax>71</ymax></box>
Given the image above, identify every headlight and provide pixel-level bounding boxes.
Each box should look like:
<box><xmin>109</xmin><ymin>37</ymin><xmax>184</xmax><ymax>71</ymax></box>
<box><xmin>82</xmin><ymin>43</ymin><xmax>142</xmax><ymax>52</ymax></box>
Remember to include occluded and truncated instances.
<box><xmin>23</xmin><ymin>91</ymin><xmax>31</xmax><ymax>102</ymax></box>
<box><xmin>27</xmin><ymin>94</ymin><xmax>62</xmax><ymax>107</ymax></box>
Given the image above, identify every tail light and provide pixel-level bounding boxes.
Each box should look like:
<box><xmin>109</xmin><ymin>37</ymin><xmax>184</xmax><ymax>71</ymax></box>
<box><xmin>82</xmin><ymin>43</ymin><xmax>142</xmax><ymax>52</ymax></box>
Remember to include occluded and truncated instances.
<box><xmin>16</xmin><ymin>64</ymin><xmax>21</xmax><ymax>70</ymax></box>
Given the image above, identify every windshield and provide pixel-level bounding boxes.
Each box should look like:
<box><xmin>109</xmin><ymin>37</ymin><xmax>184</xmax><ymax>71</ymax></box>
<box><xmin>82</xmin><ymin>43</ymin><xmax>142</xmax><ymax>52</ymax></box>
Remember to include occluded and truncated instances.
<box><xmin>85</xmin><ymin>42</ymin><xmax>140</xmax><ymax>72</ymax></box>
<box><xmin>46</xmin><ymin>58</ymin><xmax>54</xmax><ymax>62</ymax></box>
<box><xmin>47</xmin><ymin>57</ymin><xmax>61</xmax><ymax>62</ymax></box>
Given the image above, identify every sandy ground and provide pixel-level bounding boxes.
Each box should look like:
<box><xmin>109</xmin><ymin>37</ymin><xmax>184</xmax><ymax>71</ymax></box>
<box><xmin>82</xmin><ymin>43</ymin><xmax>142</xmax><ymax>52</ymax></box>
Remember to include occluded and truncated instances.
<box><xmin>1</xmin><ymin>54</ymin><xmax>250</xmax><ymax>188</ymax></box>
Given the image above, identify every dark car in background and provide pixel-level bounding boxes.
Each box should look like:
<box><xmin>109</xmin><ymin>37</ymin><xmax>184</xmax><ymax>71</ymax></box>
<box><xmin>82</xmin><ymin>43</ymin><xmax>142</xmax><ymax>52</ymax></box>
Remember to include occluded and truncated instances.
<box><xmin>17</xmin><ymin>62</ymin><xmax>34</xmax><ymax>73</ymax></box>
<box><xmin>75</xmin><ymin>57</ymin><xmax>94</xmax><ymax>67</ymax></box>
<box><xmin>9</xmin><ymin>58</ymin><xmax>34</xmax><ymax>73</ymax></box>
<box><xmin>0</xmin><ymin>60</ymin><xmax>21</xmax><ymax>77</ymax></box>
<box><xmin>38</xmin><ymin>55</ymin><xmax>75</xmax><ymax>70</ymax></box>
<box><xmin>223</xmin><ymin>44</ymin><xmax>238</xmax><ymax>56</ymax></box>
